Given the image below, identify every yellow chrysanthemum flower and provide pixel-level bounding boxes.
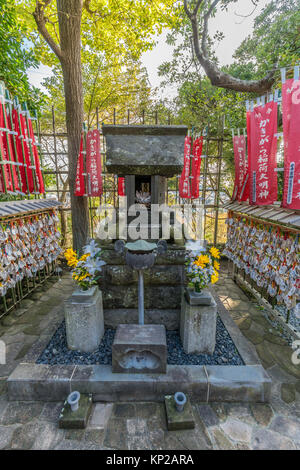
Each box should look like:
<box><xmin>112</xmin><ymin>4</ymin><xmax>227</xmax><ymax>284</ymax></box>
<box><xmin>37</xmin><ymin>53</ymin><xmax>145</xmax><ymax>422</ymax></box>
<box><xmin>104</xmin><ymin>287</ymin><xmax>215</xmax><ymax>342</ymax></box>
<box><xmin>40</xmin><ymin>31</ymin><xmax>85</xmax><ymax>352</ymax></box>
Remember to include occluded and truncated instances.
<box><xmin>79</xmin><ymin>253</ymin><xmax>90</xmax><ymax>262</ymax></box>
<box><xmin>195</xmin><ymin>254</ymin><xmax>210</xmax><ymax>266</ymax></box>
<box><xmin>64</xmin><ymin>248</ymin><xmax>77</xmax><ymax>260</ymax></box>
<box><xmin>213</xmin><ymin>260</ymin><xmax>220</xmax><ymax>271</ymax></box>
<box><xmin>68</xmin><ymin>258</ymin><xmax>78</xmax><ymax>267</ymax></box>
<box><xmin>211</xmin><ymin>274</ymin><xmax>219</xmax><ymax>284</ymax></box>
<box><xmin>210</xmin><ymin>247</ymin><xmax>220</xmax><ymax>259</ymax></box>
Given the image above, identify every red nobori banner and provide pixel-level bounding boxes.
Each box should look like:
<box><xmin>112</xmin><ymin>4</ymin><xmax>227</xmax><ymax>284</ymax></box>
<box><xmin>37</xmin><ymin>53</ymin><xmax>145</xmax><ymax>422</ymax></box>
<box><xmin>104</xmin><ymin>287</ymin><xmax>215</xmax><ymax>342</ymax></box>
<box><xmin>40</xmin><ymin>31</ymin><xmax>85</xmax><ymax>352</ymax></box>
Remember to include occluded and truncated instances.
<box><xmin>191</xmin><ymin>136</ymin><xmax>203</xmax><ymax>199</ymax></box>
<box><xmin>232</xmin><ymin>134</ymin><xmax>249</xmax><ymax>202</ymax></box>
<box><xmin>19</xmin><ymin>112</ymin><xmax>35</xmax><ymax>193</ymax></box>
<box><xmin>12</xmin><ymin>108</ymin><xmax>29</xmax><ymax>194</ymax></box>
<box><xmin>118</xmin><ymin>177</ymin><xmax>125</xmax><ymax>196</ymax></box>
<box><xmin>0</xmin><ymin>101</ymin><xmax>20</xmax><ymax>193</ymax></box>
<box><xmin>282</xmin><ymin>79</ymin><xmax>300</xmax><ymax>210</ymax></box>
<box><xmin>179</xmin><ymin>135</ymin><xmax>192</xmax><ymax>199</ymax></box>
<box><xmin>27</xmin><ymin>117</ymin><xmax>45</xmax><ymax>194</ymax></box>
<box><xmin>249</xmin><ymin>101</ymin><xmax>278</xmax><ymax>205</ymax></box>
<box><xmin>86</xmin><ymin>129</ymin><xmax>102</xmax><ymax>197</ymax></box>
<box><xmin>74</xmin><ymin>134</ymin><xmax>85</xmax><ymax>196</ymax></box>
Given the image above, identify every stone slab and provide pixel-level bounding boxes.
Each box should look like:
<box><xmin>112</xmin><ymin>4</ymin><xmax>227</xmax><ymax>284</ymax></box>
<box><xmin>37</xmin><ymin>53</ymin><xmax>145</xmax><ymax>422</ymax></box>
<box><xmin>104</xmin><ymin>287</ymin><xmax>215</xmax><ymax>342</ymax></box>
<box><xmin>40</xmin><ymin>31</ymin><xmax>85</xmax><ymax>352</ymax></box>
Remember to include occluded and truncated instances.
<box><xmin>7</xmin><ymin>363</ymin><xmax>75</xmax><ymax>401</ymax></box>
<box><xmin>7</xmin><ymin>362</ymin><xmax>272</xmax><ymax>403</ymax></box>
<box><xmin>164</xmin><ymin>395</ymin><xmax>195</xmax><ymax>431</ymax></box>
<box><xmin>112</xmin><ymin>324</ymin><xmax>167</xmax><ymax>374</ymax></box>
<box><xmin>180</xmin><ymin>294</ymin><xmax>217</xmax><ymax>354</ymax></box>
<box><xmin>206</xmin><ymin>365</ymin><xmax>272</xmax><ymax>403</ymax></box>
<box><xmin>59</xmin><ymin>393</ymin><xmax>93</xmax><ymax>429</ymax></box>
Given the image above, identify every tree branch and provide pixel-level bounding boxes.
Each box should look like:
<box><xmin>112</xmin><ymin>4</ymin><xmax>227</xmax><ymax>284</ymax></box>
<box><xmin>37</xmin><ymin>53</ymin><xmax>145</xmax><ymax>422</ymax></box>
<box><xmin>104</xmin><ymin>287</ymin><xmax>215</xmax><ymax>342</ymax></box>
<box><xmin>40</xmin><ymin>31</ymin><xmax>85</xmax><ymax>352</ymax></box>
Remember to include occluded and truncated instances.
<box><xmin>202</xmin><ymin>0</ymin><xmax>220</xmax><ymax>57</ymax></box>
<box><xmin>187</xmin><ymin>0</ymin><xmax>276</xmax><ymax>93</ymax></box>
<box><xmin>33</xmin><ymin>0</ymin><xmax>63</xmax><ymax>61</ymax></box>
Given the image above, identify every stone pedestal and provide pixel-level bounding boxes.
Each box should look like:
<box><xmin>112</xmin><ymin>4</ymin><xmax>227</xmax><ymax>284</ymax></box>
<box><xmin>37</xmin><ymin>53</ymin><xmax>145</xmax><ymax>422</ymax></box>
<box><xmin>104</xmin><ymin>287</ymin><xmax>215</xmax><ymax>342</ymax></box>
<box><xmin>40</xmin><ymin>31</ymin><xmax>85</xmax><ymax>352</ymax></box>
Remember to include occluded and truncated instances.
<box><xmin>64</xmin><ymin>287</ymin><xmax>104</xmax><ymax>353</ymax></box>
<box><xmin>112</xmin><ymin>324</ymin><xmax>167</xmax><ymax>374</ymax></box>
<box><xmin>180</xmin><ymin>290</ymin><xmax>217</xmax><ymax>355</ymax></box>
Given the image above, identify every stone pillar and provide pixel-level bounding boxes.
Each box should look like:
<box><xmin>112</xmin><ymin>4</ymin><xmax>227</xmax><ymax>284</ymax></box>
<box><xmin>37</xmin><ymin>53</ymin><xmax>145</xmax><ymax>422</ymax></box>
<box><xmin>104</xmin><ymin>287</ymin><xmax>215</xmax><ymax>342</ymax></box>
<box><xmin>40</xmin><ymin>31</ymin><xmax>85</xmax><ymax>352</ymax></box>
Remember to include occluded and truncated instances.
<box><xmin>180</xmin><ymin>289</ymin><xmax>217</xmax><ymax>355</ymax></box>
<box><xmin>64</xmin><ymin>286</ymin><xmax>104</xmax><ymax>353</ymax></box>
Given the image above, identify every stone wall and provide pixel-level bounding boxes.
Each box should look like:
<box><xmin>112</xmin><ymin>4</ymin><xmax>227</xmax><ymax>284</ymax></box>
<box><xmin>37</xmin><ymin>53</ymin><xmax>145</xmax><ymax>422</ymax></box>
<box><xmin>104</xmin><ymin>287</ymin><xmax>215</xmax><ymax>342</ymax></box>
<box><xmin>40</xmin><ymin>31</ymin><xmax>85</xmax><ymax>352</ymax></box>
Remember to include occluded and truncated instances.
<box><xmin>98</xmin><ymin>244</ymin><xmax>186</xmax><ymax>330</ymax></box>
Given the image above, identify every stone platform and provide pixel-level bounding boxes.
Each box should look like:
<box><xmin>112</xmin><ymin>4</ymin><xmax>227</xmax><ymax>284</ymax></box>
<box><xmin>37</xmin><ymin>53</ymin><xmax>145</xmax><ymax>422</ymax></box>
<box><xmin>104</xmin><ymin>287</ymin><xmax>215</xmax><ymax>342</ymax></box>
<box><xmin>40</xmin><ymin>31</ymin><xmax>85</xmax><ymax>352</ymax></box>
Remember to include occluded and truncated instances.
<box><xmin>6</xmin><ymin>287</ymin><xmax>272</xmax><ymax>403</ymax></box>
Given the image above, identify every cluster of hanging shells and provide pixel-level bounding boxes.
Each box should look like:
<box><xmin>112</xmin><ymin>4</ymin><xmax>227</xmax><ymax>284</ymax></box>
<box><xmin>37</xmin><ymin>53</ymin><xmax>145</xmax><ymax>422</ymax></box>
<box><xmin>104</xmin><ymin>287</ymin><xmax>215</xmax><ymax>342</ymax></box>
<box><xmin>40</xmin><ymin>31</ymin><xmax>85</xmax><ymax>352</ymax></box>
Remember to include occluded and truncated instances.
<box><xmin>223</xmin><ymin>217</ymin><xmax>300</xmax><ymax>310</ymax></box>
<box><xmin>0</xmin><ymin>211</ymin><xmax>61</xmax><ymax>296</ymax></box>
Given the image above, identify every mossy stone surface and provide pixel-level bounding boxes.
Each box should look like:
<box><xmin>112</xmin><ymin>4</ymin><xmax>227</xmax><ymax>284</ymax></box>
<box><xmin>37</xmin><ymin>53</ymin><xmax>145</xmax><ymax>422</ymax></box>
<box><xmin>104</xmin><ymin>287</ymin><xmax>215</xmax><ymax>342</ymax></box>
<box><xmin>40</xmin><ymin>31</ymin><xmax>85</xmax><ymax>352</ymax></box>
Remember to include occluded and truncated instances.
<box><xmin>165</xmin><ymin>395</ymin><xmax>195</xmax><ymax>431</ymax></box>
<box><xmin>59</xmin><ymin>394</ymin><xmax>93</xmax><ymax>429</ymax></box>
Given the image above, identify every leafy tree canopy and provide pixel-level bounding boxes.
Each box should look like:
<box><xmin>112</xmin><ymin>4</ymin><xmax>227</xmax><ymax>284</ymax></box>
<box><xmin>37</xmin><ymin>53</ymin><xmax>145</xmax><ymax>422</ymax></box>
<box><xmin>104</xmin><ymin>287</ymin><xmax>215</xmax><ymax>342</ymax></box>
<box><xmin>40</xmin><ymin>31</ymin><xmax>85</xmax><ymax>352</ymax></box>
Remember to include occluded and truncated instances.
<box><xmin>0</xmin><ymin>0</ymin><xmax>44</xmax><ymax>110</ymax></box>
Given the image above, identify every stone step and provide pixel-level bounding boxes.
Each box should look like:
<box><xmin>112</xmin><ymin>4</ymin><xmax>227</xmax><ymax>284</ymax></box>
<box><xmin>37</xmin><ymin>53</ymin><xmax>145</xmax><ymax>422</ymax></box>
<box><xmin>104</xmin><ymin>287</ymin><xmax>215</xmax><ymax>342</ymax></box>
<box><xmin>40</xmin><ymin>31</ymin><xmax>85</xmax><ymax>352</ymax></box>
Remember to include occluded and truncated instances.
<box><xmin>7</xmin><ymin>363</ymin><xmax>271</xmax><ymax>404</ymax></box>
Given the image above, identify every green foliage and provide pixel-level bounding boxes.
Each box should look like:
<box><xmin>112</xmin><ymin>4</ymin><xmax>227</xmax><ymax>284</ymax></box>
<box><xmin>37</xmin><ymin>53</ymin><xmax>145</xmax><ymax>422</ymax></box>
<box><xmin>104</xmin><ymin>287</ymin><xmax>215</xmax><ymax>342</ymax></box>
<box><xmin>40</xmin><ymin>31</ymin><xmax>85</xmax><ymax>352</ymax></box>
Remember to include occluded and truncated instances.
<box><xmin>234</xmin><ymin>0</ymin><xmax>300</xmax><ymax>79</ymax></box>
<box><xmin>0</xmin><ymin>0</ymin><xmax>45</xmax><ymax>111</ymax></box>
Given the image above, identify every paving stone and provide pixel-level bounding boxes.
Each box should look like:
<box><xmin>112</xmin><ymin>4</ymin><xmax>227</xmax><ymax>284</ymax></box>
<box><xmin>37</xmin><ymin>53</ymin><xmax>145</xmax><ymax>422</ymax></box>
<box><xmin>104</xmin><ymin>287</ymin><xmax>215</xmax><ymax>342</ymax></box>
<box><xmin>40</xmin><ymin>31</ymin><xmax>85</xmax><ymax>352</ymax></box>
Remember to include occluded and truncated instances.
<box><xmin>223</xmin><ymin>299</ymin><xmax>250</xmax><ymax>312</ymax></box>
<box><xmin>135</xmin><ymin>402</ymin><xmax>158</xmax><ymax>420</ymax></box>
<box><xmin>270</xmin><ymin>415</ymin><xmax>300</xmax><ymax>442</ymax></box>
<box><xmin>242</xmin><ymin>328</ymin><xmax>264</xmax><ymax>345</ymax></box>
<box><xmin>65</xmin><ymin>429</ymin><xmax>85</xmax><ymax>440</ymax></box>
<box><xmin>40</xmin><ymin>402</ymin><xmax>64</xmax><ymax>423</ymax></box>
<box><xmin>1</xmin><ymin>402</ymin><xmax>44</xmax><ymax>425</ymax></box>
<box><xmin>281</xmin><ymin>383</ymin><xmax>296</xmax><ymax>403</ymax></box>
<box><xmin>11</xmin><ymin>420</ymin><xmax>44</xmax><ymax>449</ymax></box>
<box><xmin>163</xmin><ymin>429</ymin><xmax>209</xmax><ymax>450</ymax></box>
<box><xmin>236</xmin><ymin>316</ymin><xmax>252</xmax><ymax>331</ymax></box>
<box><xmin>113</xmin><ymin>403</ymin><xmax>135</xmax><ymax>418</ymax></box>
<box><xmin>252</xmin><ymin>428</ymin><xmax>295</xmax><ymax>450</ymax></box>
<box><xmin>1</xmin><ymin>315</ymin><xmax>18</xmax><ymax>327</ymax></box>
<box><xmin>148</xmin><ymin>428</ymin><xmax>166</xmax><ymax>450</ymax></box>
<box><xmin>197</xmin><ymin>404</ymin><xmax>219</xmax><ymax>427</ymax></box>
<box><xmin>88</xmin><ymin>403</ymin><xmax>113</xmax><ymax>429</ymax></box>
<box><xmin>20</xmin><ymin>299</ymin><xmax>34</xmax><ymax>309</ymax></box>
<box><xmin>127</xmin><ymin>418</ymin><xmax>151</xmax><ymax>450</ymax></box>
<box><xmin>266</xmin><ymin>342</ymin><xmax>300</xmax><ymax>379</ymax></box>
<box><xmin>84</xmin><ymin>429</ymin><xmax>104</xmax><ymax>446</ymax></box>
<box><xmin>264</xmin><ymin>332</ymin><xmax>287</xmax><ymax>346</ymax></box>
<box><xmin>220</xmin><ymin>418</ymin><xmax>252</xmax><ymax>444</ymax></box>
<box><xmin>255</xmin><ymin>342</ymin><xmax>276</xmax><ymax>369</ymax></box>
<box><xmin>0</xmin><ymin>424</ymin><xmax>17</xmax><ymax>449</ymax></box>
<box><xmin>103</xmin><ymin>418</ymin><xmax>127</xmax><ymax>449</ymax></box>
<box><xmin>211</xmin><ymin>403</ymin><xmax>228</xmax><ymax>422</ymax></box>
<box><xmin>54</xmin><ymin>439</ymin><xmax>103</xmax><ymax>450</ymax></box>
<box><xmin>250</xmin><ymin>404</ymin><xmax>273</xmax><ymax>426</ymax></box>
<box><xmin>32</xmin><ymin>422</ymin><xmax>64</xmax><ymax>450</ymax></box>
<box><xmin>226</xmin><ymin>404</ymin><xmax>256</xmax><ymax>425</ymax></box>
<box><xmin>211</xmin><ymin>427</ymin><xmax>234</xmax><ymax>450</ymax></box>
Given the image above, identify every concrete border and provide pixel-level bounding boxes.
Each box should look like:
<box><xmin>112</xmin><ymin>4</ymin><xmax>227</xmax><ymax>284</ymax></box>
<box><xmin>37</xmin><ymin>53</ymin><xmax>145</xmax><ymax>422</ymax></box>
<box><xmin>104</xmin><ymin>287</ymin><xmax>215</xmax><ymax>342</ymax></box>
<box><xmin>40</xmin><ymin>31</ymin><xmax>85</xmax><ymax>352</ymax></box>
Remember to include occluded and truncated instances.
<box><xmin>7</xmin><ymin>292</ymin><xmax>271</xmax><ymax>403</ymax></box>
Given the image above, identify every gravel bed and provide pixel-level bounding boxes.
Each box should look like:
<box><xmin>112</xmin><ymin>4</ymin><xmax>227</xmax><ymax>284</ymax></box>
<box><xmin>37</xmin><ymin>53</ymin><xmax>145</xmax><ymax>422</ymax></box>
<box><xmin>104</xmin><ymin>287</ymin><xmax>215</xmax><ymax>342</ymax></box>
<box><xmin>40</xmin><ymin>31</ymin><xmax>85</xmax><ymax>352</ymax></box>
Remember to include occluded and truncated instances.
<box><xmin>37</xmin><ymin>316</ymin><xmax>244</xmax><ymax>366</ymax></box>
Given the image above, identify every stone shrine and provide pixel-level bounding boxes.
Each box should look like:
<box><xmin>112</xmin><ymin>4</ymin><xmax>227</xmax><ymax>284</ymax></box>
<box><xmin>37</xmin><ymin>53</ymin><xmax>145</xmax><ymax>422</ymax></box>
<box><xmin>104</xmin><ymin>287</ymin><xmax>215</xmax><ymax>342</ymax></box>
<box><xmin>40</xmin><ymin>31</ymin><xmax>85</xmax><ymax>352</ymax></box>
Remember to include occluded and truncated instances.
<box><xmin>99</xmin><ymin>125</ymin><xmax>188</xmax><ymax>329</ymax></box>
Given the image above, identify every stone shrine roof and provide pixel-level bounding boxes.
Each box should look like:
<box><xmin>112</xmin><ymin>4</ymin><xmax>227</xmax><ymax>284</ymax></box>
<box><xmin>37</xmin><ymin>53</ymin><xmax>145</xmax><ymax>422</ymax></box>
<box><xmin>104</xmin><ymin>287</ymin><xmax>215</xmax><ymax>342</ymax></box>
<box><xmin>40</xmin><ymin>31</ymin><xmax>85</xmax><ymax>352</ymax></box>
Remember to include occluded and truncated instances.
<box><xmin>102</xmin><ymin>125</ymin><xmax>188</xmax><ymax>176</ymax></box>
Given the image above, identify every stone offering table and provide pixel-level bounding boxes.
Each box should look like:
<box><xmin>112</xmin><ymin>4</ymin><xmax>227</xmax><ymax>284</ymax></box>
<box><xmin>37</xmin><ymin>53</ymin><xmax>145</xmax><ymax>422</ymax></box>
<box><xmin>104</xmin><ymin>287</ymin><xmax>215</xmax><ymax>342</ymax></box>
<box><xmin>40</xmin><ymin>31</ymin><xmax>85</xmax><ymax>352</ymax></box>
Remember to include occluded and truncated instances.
<box><xmin>180</xmin><ymin>289</ymin><xmax>217</xmax><ymax>354</ymax></box>
<box><xmin>112</xmin><ymin>324</ymin><xmax>167</xmax><ymax>374</ymax></box>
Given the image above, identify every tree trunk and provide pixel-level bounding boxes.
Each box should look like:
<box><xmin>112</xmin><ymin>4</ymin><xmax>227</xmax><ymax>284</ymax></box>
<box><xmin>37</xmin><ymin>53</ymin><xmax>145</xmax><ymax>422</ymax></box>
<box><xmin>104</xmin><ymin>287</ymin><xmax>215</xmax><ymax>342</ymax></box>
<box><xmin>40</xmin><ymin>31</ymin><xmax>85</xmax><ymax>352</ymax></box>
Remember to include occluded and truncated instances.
<box><xmin>57</xmin><ymin>0</ymin><xmax>90</xmax><ymax>252</ymax></box>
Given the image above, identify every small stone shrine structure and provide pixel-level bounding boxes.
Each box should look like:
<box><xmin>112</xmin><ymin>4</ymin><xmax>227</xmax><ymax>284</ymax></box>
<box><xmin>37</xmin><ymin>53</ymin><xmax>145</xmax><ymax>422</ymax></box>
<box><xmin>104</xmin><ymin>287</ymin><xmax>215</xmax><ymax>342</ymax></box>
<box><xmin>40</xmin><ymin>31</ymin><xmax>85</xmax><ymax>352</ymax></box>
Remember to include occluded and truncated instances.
<box><xmin>99</xmin><ymin>125</ymin><xmax>188</xmax><ymax>330</ymax></box>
